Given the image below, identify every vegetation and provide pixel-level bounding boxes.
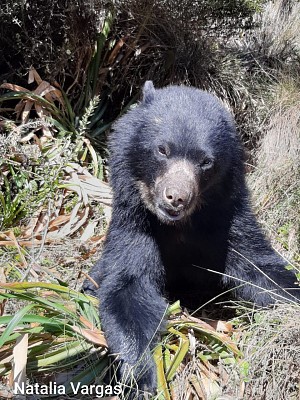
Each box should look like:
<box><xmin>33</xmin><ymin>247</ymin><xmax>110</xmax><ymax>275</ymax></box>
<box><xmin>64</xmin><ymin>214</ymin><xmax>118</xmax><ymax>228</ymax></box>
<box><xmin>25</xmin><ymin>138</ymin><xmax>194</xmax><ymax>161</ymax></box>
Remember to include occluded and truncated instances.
<box><xmin>0</xmin><ymin>0</ymin><xmax>299</xmax><ymax>399</ymax></box>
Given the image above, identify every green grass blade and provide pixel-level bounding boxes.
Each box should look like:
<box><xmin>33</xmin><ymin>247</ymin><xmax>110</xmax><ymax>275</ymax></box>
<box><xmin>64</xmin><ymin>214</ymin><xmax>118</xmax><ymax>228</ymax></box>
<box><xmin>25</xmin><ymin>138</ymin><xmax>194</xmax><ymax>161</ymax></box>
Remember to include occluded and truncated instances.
<box><xmin>91</xmin><ymin>12</ymin><xmax>113</xmax><ymax>96</ymax></box>
<box><xmin>154</xmin><ymin>345</ymin><xmax>171</xmax><ymax>400</ymax></box>
<box><xmin>165</xmin><ymin>327</ymin><xmax>190</xmax><ymax>382</ymax></box>
<box><xmin>0</xmin><ymin>282</ymin><xmax>98</xmax><ymax>305</ymax></box>
<box><xmin>26</xmin><ymin>341</ymin><xmax>91</xmax><ymax>369</ymax></box>
<box><xmin>0</xmin><ymin>303</ymin><xmax>36</xmax><ymax>347</ymax></box>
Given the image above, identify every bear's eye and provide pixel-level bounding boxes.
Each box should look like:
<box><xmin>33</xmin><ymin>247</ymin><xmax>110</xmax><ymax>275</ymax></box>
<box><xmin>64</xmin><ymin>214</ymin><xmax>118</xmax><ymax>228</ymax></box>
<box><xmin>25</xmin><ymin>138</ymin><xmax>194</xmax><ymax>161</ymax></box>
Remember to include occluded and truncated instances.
<box><xmin>157</xmin><ymin>145</ymin><xmax>169</xmax><ymax>157</ymax></box>
<box><xmin>201</xmin><ymin>158</ymin><xmax>214</xmax><ymax>169</ymax></box>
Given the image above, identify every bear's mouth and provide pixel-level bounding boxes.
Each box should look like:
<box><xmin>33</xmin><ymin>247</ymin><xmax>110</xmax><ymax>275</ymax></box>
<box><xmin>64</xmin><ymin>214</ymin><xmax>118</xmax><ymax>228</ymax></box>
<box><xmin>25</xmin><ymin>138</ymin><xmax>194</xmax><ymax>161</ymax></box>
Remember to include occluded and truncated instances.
<box><xmin>157</xmin><ymin>205</ymin><xmax>185</xmax><ymax>222</ymax></box>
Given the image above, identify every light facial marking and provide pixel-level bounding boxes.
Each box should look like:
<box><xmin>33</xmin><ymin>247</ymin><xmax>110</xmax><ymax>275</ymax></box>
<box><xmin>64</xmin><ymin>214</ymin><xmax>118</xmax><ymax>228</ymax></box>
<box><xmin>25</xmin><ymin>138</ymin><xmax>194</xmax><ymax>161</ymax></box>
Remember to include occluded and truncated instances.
<box><xmin>137</xmin><ymin>159</ymin><xmax>199</xmax><ymax>224</ymax></box>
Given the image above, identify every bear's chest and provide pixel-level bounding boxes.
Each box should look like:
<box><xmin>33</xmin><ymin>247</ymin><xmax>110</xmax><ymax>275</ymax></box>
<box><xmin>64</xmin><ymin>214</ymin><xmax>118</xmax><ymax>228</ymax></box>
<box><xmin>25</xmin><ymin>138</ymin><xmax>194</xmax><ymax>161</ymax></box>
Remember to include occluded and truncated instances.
<box><xmin>153</xmin><ymin>219</ymin><xmax>229</xmax><ymax>305</ymax></box>
<box><xmin>154</xmin><ymin>221</ymin><xmax>228</xmax><ymax>268</ymax></box>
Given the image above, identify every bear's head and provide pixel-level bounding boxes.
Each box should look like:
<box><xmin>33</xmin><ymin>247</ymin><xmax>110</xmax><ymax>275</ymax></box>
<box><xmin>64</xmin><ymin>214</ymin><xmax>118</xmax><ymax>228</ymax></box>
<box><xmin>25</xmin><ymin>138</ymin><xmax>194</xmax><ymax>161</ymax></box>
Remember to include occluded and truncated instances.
<box><xmin>112</xmin><ymin>81</ymin><xmax>242</xmax><ymax>225</ymax></box>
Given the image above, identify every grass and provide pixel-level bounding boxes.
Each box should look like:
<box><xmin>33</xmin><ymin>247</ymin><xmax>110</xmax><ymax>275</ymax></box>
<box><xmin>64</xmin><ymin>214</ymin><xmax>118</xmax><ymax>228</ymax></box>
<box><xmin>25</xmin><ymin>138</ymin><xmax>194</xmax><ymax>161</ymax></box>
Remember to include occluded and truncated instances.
<box><xmin>248</xmin><ymin>79</ymin><xmax>300</xmax><ymax>262</ymax></box>
<box><xmin>226</xmin><ymin>304</ymin><xmax>300</xmax><ymax>400</ymax></box>
<box><xmin>0</xmin><ymin>282</ymin><xmax>109</xmax><ymax>399</ymax></box>
<box><xmin>0</xmin><ymin>283</ymin><xmax>243</xmax><ymax>399</ymax></box>
<box><xmin>251</xmin><ymin>0</ymin><xmax>300</xmax><ymax>68</ymax></box>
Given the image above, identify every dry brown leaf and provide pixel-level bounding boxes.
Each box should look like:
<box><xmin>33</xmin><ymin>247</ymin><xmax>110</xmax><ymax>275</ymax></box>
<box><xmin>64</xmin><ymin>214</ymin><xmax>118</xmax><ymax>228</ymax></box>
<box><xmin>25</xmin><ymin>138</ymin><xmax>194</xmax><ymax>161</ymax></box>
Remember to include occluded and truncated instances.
<box><xmin>35</xmin><ymin>103</ymin><xmax>51</xmax><ymax>119</ymax></box>
<box><xmin>80</xmin><ymin>221</ymin><xmax>97</xmax><ymax>242</ymax></box>
<box><xmin>0</xmin><ymin>83</ymin><xmax>29</xmax><ymax>92</ymax></box>
<box><xmin>72</xmin><ymin>174</ymin><xmax>113</xmax><ymax>206</ymax></box>
<box><xmin>11</xmin><ymin>333</ymin><xmax>29</xmax><ymax>394</ymax></box>
<box><xmin>199</xmin><ymin>374</ymin><xmax>220</xmax><ymax>398</ymax></box>
<box><xmin>29</xmin><ymin>67</ymin><xmax>43</xmax><ymax>85</ymax></box>
<box><xmin>21</xmin><ymin>99</ymin><xmax>34</xmax><ymax>123</ymax></box>
<box><xmin>33</xmin><ymin>80</ymin><xmax>51</xmax><ymax>97</ymax></box>
<box><xmin>0</xmin><ymin>351</ymin><xmax>14</xmax><ymax>365</ymax></box>
<box><xmin>219</xmin><ymin>363</ymin><xmax>230</xmax><ymax>385</ymax></box>
<box><xmin>81</xmin><ymin>247</ymin><xmax>98</xmax><ymax>259</ymax></box>
<box><xmin>0</xmin><ymin>267</ymin><xmax>7</xmax><ymax>316</ymax></box>
<box><xmin>28</xmin><ymin>67</ymin><xmax>35</xmax><ymax>84</ymax></box>
<box><xmin>67</xmin><ymin>207</ymin><xmax>90</xmax><ymax>236</ymax></box>
<box><xmin>0</xmin><ymin>266</ymin><xmax>6</xmax><ymax>285</ymax></box>
<box><xmin>209</xmin><ymin>320</ymin><xmax>233</xmax><ymax>333</ymax></box>
<box><xmin>21</xmin><ymin>211</ymin><xmax>49</xmax><ymax>239</ymax></box>
<box><xmin>59</xmin><ymin>202</ymin><xmax>81</xmax><ymax>236</ymax></box>
<box><xmin>79</xmin><ymin>315</ymin><xmax>95</xmax><ymax>330</ymax></box>
<box><xmin>14</xmin><ymin>100</ymin><xmax>26</xmax><ymax>120</ymax></box>
<box><xmin>0</xmin><ymin>239</ymin><xmax>50</xmax><ymax>247</ymax></box>
<box><xmin>47</xmin><ymin>204</ymin><xmax>90</xmax><ymax>240</ymax></box>
<box><xmin>71</xmin><ymin>326</ymin><xmax>108</xmax><ymax>347</ymax></box>
<box><xmin>107</xmin><ymin>37</ymin><xmax>126</xmax><ymax>65</ymax></box>
<box><xmin>189</xmin><ymin>374</ymin><xmax>205</xmax><ymax>398</ymax></box>
<box><xmin>2</xmin><ymin>68</ymin><xmax>64</xmax><ymax>130</ymax></box>
<box><xmin>90</xmin><ymin>235</ymin><xmax>106</xmax><ymax>243</ymax></box>
<box><xmin>184</xmin><ymin>386</ymin><xmax>195</xmax><ymax>400</ymax></box>
<box><xmin>45</xmin><ymin>88</ymin><xmax>64</xmax><ymax>104</ymax></box>
<box><xmin>199</xmin><ymin>361</ymin><xmax>219</xmax><ymax>381</ymax></box>
<box><xmin>180</xmin><ymin>314</ymin><xmax>216</xmax><ymax>332</ymax></box>
<box><xmin>0</xmin><ymin>229</ymin><xmax>51</xmax><ymax>248</ymax></box>
<box><xmin>48</xmin><ymin>214</ymin><xmax>71</xmax><ymax>230</ymax></box>
<box><xmin>41</xmin><ymin>85</ymin><xmax>60</xmax><ymax>100</ymax></box>
<box><xmin>71</xmin><ymin>171</ymin><xmax>88</xmax><ymax>205</ymax></box>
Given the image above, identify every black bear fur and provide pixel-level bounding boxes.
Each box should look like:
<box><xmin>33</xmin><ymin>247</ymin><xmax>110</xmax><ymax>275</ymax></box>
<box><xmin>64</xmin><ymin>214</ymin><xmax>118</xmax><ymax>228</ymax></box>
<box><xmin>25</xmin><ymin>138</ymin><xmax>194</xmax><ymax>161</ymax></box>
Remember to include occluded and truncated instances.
<box><xmin>83</xmin><ymin>81</ymin><xmax>299</xmax><ymax>396</ymax></box>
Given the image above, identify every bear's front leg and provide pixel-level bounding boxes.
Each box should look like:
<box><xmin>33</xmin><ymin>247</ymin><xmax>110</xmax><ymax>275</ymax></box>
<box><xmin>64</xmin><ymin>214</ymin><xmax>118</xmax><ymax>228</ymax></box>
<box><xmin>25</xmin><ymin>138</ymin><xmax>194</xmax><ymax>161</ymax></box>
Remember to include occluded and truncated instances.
<box><xmin>225</xmin><ymin>203</ymin><xmax>300</xmax><ymax>306</ymax></box>
<box><xmin>100</xmin><ymin>274</ymin><xmax>167</xmax><ymax>395</ymax></box>
<box><xmin>89</xmin><ymin>220</ymin><xmax>167</xmax><ymax>397</ymax></box>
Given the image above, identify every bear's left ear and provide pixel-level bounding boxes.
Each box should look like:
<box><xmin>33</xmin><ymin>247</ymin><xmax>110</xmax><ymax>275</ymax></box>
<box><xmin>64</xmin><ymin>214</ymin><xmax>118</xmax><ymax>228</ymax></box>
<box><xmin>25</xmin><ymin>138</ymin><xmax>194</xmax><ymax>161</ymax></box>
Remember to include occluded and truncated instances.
<box><xmin>142</xmin><ymin>81</ymin><xmax>155</xmax><ymax>105</ymax></box>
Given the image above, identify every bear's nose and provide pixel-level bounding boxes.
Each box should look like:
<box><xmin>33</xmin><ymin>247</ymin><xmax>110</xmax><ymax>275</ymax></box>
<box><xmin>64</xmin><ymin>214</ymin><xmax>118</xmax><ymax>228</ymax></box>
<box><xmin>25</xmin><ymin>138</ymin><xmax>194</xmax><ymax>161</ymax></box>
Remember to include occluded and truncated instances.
<box><xmin>164</xmin><ymin>187</ymin><xmax>190</xmax><ymax>208</ymax></box>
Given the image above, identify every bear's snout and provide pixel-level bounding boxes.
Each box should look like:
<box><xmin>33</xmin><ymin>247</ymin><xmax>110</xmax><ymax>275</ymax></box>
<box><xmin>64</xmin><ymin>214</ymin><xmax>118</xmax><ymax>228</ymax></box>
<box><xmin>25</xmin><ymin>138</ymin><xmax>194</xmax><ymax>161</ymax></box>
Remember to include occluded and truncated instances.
<box><xmin>163</xmin><ymin>183</ymin><xmax>193</xmax><ymax>210</ymax></box>
<box><xmin>154</xmin><ymin>159</ymin><xmax>199</xmax><ymax>223</ymax></box>
<box><xmin>158</xmin><ymin>179</ymin><xmax>195</xmax><ymax>222</ymax></box>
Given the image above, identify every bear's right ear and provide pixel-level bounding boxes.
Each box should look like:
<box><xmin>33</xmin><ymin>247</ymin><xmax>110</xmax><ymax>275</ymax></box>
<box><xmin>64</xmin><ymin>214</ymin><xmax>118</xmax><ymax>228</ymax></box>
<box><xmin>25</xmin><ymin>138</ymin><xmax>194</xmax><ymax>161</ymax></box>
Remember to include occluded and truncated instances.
<box><xmin>142</xmin><ymin>81</ymin><xmax>155</xmax><ymax>105</ymax></box>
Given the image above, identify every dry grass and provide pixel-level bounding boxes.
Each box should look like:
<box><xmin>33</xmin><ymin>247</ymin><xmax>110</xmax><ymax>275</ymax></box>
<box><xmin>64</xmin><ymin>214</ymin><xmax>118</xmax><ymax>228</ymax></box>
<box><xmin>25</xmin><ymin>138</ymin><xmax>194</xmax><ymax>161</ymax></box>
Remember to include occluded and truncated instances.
<box><xmin>248</xmin><ymin>80</ymin><xmax>300</xmax><ymax>260</ymax></box>
<box><xmin>241</xmin><ymin>305</ymin><xmax>299</xmax><ymax>400</ymax></box>
<box><xmin>253</xmin><ymin>0</ymin><xmax>300</xmax><ymax>67</ymax></box>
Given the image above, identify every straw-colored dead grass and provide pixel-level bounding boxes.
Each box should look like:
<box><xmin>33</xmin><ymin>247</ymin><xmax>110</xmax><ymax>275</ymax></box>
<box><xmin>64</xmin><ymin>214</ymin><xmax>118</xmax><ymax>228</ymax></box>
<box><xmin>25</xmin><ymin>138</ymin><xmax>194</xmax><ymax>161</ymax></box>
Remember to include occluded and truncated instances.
<box><xmin>254</xmin><ymin>0</ymin><xmax>300</xmax><ymax>66</ymax></box>
<box><xmin>248</xmin><ymin>81</ymin><xmax>300</xmax><ymax>260</ymax></box>
<box><xmin>242</xmin><ymin>305</ymin><xmax>300</xmax><ymax>400</ymax></box>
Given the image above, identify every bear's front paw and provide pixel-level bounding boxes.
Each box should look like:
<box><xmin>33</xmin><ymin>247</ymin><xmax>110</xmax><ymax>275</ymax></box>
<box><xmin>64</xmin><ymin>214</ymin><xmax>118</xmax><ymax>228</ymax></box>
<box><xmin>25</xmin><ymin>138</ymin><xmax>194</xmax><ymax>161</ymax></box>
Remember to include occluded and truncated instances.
<box><xmin>119</xmin><ymin>360</ymin><xmax>157</xmax><ymax>399</ymax></box>
<box><xmin>81</xmin><ymin>277</ymin><xmax>99</xmax><ymax>297</ymax></box>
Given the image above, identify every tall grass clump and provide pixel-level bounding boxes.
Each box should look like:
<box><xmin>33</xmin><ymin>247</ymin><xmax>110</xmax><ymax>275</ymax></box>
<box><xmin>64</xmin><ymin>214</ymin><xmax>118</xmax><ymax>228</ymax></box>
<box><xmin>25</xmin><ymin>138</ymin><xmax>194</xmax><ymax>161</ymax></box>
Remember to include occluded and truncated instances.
<box><xmin>249</xmin><ymin>0</ymin><xmax>300</xmax><ymax>69</ymax></box>
<box><xmin>224</xmin><ymin>304</ymin><xmax>300</xmax><ymax>400</ymax></box>
<box><xmin>248</xmin><ymin>80</ymin><xmax>300</xmax><ymax>261</ymax></box>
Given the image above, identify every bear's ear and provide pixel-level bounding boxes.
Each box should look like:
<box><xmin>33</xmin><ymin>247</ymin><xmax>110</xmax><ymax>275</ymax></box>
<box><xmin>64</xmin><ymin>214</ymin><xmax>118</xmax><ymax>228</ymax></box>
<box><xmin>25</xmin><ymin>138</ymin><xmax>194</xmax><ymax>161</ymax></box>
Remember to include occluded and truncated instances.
<box><xmin>142</xmin><ymin>81</ymin><xmax>155</xmax><ymax>105</ymax></box>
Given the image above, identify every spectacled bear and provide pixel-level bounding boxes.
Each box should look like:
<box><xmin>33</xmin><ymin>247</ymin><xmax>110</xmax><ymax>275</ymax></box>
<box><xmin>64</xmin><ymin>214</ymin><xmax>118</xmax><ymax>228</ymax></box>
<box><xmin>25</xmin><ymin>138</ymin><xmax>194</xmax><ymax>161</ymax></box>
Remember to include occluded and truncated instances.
<box><xmin>83</xmin><ymin>81</ymin><xmax>299</xmax><ymax>396</ymax></box>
